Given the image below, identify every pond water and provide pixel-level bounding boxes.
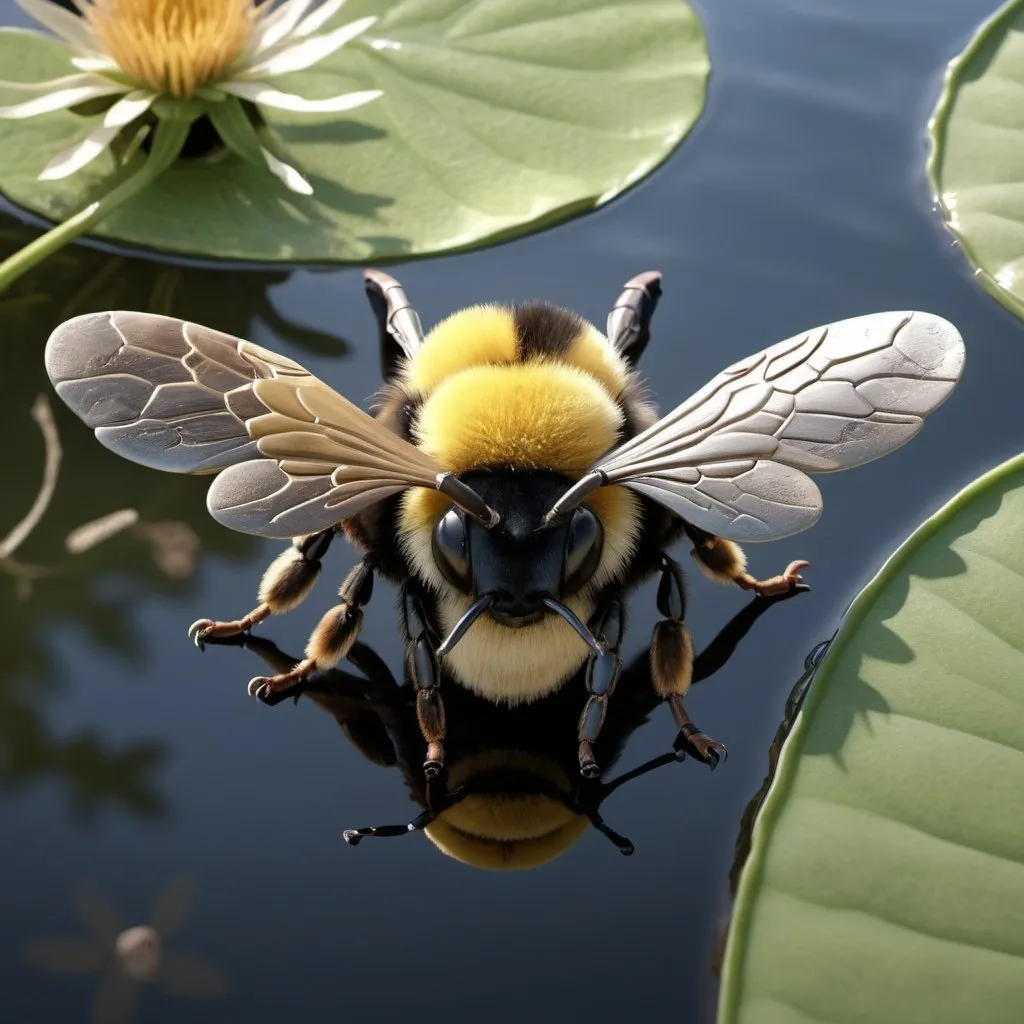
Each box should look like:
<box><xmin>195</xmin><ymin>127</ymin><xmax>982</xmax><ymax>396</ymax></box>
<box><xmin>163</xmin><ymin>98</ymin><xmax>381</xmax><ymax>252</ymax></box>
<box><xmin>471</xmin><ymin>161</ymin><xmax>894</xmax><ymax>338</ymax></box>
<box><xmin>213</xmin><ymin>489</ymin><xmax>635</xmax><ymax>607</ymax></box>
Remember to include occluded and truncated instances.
<box><xmin>1</xmin><ymin>1</ymin><xmax>1020</xmax><ymax>1022</ymax></box>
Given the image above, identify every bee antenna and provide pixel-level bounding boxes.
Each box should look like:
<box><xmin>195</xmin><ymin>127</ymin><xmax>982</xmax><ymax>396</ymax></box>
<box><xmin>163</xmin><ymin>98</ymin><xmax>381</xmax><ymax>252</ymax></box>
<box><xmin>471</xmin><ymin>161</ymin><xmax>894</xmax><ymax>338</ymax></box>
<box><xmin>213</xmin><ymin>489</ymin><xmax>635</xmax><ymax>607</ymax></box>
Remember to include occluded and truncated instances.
<box><xmin>436</xmin><ymin>594</ymin><xmax>493</xmax><ymax>657</ymax></box>
<box><xmin>539</xmin><ymin>596</ymin><xmax>605</xmax><ymax>656</ymax></box>
<box><xmin>541</xmin><ymin>470</ymin><xmax>606</xmax><ymax>527</ymax></box>
<box><xmin>343</xmin><ymin>809</ymin><xmax>433</xmax><ymax>846</ymax></box>
<box><xmin>436</xmin><ymin>472</ymin><xmax>500</xmax><ymax>528</ymax></box>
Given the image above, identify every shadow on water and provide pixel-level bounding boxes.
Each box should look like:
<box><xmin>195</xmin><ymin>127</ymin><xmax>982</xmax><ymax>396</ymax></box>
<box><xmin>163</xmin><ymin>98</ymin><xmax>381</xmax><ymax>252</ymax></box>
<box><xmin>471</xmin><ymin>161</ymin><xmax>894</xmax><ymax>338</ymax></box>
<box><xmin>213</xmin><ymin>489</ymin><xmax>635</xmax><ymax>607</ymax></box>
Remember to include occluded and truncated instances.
<box><xmin>0</xmin><ymin>219</ymin><xmax>351</xmax><ymax>823</ymax></box>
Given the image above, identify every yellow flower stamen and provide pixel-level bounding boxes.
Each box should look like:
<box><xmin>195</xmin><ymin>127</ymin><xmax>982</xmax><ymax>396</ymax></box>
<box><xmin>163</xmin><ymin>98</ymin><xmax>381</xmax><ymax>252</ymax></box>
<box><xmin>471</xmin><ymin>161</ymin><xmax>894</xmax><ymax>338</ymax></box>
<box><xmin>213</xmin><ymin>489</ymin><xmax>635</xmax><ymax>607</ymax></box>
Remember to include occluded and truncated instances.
<box><xmin>85</xmin><ymin>0</ymin><xmax>258</xmax><ymax>98</ymax></box>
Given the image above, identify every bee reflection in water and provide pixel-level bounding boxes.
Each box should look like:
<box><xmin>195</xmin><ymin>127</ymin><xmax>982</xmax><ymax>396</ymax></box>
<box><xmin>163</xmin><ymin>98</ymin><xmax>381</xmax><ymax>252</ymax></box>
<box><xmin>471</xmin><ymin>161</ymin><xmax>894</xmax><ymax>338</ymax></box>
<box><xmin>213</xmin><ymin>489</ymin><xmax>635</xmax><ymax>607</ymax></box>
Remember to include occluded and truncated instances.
<box><xmin>215</xmin><ymin>588</ymin><xmax>799</xmax><ymax>870</ymax></box>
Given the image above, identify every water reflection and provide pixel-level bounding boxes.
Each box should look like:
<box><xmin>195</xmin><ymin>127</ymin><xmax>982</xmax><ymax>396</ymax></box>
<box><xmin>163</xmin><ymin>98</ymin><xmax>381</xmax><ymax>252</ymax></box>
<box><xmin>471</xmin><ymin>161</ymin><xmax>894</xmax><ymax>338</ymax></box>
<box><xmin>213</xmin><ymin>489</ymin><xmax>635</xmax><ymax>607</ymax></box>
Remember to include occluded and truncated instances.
<box><xmin>23</xmin><ymin>876</ymin><xmax>230</xmax><ymax>1024</ymax></box>
<box><xmin>0</xmin><ymin>217</ymin><xmax>349</xmax><ymax>820</ymax></box>
<box><xmin>215</xmin><ymin>589</ymin><xmax>802</xmax><ymax>871</ymax></box>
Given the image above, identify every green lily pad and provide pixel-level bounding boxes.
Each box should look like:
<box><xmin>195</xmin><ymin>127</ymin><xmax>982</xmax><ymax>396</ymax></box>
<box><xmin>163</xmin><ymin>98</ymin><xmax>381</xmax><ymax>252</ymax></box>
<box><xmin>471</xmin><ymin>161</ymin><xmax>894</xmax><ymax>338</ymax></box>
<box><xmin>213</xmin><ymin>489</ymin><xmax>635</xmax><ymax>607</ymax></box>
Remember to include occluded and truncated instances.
<box><xmin>718</xmin><ymin>453</ymin><xmax>1024</xmax><ymax>1024</ymax></box>
<box><xmin>929</xmin><ymin>0</ymin><xmax>1024</xmax><ymax>320</ymax></box>
<box><xmin>0</xmin><ymin>0</ymin><xmax>708</xmax><ymax>263</ymax></box>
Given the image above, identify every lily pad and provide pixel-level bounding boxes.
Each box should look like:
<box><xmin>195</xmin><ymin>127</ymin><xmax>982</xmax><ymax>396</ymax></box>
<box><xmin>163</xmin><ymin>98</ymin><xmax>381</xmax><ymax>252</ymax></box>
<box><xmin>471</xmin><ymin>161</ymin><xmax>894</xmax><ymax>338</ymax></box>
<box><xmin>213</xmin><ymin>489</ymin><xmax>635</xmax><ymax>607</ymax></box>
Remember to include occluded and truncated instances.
<box><xmin>0</xmin><ymin>0</ymin><xmax>708</xmax><ymax>263</ymax></box>
<box><xmin>719</xmin><ymin>453</ymin><xmax>1024</xmax><ymax>1024</ymax></box>
<box><xmin>929</xmin><ymin>0</ymin><xmax>1024</xmax><ymax>320</ymax></box>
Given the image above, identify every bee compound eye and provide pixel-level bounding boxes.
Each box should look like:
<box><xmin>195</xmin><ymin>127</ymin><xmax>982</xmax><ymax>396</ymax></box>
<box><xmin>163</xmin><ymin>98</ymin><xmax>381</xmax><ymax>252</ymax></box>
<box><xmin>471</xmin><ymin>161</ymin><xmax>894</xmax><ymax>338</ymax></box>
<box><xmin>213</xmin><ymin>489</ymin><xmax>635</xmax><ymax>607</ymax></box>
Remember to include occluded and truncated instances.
<box><xmin>563</xmin><ymin>507</ymin><xmax>604</xmax><ymax>594</ymax></box>
<box><xmin>431</xmin><ymin>507</ymin><xmax>471</xmax><ymax>590</ymax></box>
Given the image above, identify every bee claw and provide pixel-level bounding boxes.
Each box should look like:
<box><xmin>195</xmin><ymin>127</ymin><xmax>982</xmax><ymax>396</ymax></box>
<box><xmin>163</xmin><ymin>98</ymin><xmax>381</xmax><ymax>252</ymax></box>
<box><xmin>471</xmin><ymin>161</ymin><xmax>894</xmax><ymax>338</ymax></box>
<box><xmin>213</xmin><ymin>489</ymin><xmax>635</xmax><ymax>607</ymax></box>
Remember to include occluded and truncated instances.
<box><xmin>187</xmin><ymin>618</ymin><xmax>213</xmax><ymax>649</ymax></box>
<box><xmin>247</xmin><ymin>660</ymin><xmax>315</xmax><ymax>702</ymax></box>
<box><xmin>674</xmin><ymin>728</ymin><xmax>728</xmax><ymax>770</ymax></box>
<box><xmin>707</xmin><ymin>742</ymin><xmax>729</xmax><ymax>771</ymax></box>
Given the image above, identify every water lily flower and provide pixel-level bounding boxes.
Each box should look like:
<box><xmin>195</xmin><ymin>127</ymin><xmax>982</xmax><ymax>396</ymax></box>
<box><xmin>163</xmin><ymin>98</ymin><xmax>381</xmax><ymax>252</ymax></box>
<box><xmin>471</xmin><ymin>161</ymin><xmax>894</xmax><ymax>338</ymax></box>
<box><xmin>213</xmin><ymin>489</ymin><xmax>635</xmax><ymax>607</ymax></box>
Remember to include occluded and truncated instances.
<box><xmin>0</xmin><ymin>1</ymin><xmax>383</xmax><ymax>294</ymax></box>
<box><xmin>0</xmin><ymin>0</ymin><xmax>382</xmax><ymax>193</ymax></box>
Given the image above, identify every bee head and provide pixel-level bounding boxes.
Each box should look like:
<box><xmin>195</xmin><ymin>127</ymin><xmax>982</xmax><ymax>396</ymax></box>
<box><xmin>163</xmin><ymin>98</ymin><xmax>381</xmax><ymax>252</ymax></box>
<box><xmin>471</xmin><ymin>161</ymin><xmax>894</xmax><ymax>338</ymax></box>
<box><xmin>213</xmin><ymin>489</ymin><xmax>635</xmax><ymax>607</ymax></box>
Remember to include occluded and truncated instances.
<box><xmin>430</xmin><ymin>470</ymin><xmax>604</xmax><ymax>628</ymax></box>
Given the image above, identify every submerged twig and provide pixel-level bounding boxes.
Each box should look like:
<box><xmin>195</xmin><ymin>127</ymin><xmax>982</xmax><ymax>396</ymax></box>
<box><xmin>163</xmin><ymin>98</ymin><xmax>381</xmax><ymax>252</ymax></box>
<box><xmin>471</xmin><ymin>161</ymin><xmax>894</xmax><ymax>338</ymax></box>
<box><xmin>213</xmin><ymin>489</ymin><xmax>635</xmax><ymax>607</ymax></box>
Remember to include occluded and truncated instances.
<box><xmin>66</xmin><ymin>510</ymin><xmax>140</xmax><ymax>554</ymax></box>
<box><xmin>1</xmin><ymin>395</ymin><xmax>61</xmax><ymax>559</ymax></box>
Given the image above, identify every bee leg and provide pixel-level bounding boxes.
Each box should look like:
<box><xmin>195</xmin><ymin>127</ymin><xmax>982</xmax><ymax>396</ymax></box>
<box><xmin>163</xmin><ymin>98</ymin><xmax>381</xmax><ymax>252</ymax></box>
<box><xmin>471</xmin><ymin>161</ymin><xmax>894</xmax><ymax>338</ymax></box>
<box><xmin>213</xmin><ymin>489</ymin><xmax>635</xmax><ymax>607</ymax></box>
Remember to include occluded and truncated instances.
<box><xmin>651</xmin><ymin>553</ymin><xmax>728</xmax><ymax>771</ymax></box>
<box><xmin>605</xmin><ymin>270</ymin><xmax>662</xmax><ymax>366</ymax></box>
<box><xmin>401</xmin><ymin>579</ymin><xmax>446</xmax><ymax>777</ymax></box>
<box><xmin>246</xmin><ymin>559</ymin><xmax>374</xmax><ymax>700</ymax></box>
<box><xmin>578</xmin><ymin>597</ymin><xmax>624</xmax><ymax>778</ymax></box>
<box><xmin>670</xmin><ymin>701</ymin><xmax>728</xmax><ymax>771</ymax></box>
<box><xmin>364</xmin><ymin>268</ymin><xmax>425</xmax><ymax>381</ymax></box>
<box><xmin>685</xmin><ymin>524</ymin><xmax>810</xmax><ymax>598</ymax></box>
<box><xmin>188</xmin><ymin>528</ymin><xmax>336</xmax><ymax>649</ymax></box>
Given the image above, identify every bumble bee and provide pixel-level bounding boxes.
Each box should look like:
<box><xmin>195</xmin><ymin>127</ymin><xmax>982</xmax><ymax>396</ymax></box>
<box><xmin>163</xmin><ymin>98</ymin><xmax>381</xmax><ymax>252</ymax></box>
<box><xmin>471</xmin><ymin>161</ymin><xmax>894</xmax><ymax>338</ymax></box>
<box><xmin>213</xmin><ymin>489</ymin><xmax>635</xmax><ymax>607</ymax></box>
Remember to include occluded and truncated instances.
<box><xmin>223</xmin><ymin>587</ymin><xmax>784</xmax><ymax>868</ymax></box>
<box><xmin>44</xmin><ymin>271</ymin><xmax>964</xmax><ymax>778</ymax></box>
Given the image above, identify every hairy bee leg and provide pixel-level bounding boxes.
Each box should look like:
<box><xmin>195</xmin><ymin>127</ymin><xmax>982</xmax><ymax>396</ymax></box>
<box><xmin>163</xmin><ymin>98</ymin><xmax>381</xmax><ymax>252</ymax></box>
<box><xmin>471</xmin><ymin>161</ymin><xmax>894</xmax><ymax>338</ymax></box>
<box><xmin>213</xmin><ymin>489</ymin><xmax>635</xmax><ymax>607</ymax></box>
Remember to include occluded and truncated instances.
<box><xmin>401</xmin><ymin>579</ymin><xmax>447</xmax><ymax>777</ymax></box>
<box><xmin>247</xmin><ymin>559</ymin><xmax>374</xmax><ymax>700</ymax></box>
<box><xmin>578</xmin><ymin>597</ymin><xmax>624</xmax><ymax>778</ymax></box>
<box><xmin>649</xmin><ymin>553</ymin><xmax>726</xmax><ymax>770</ymax></box>
<box><xmin>684</xmin><ymin>523</ymin><xmax>810</xmax><ymax>599</ymax></box>
<box><xmin>188</xmin><ymin>528</ymin><xmax>336</xmax><ymax>649</ymax></box>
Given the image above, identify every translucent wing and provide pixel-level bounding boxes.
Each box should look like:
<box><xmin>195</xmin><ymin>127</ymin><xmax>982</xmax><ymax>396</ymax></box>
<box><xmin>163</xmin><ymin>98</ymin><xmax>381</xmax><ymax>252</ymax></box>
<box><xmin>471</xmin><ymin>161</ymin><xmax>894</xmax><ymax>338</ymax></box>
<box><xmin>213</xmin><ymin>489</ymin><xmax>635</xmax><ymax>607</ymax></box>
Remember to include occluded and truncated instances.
<box><xmin>45</xmin><ymin>312</ymin><xmax>444</xmax><ymax>539</ymax></box>
<box><xmin>551</xmin><ymin>311</ymin><xmax>965</xmax><ymax>542</ymax></box>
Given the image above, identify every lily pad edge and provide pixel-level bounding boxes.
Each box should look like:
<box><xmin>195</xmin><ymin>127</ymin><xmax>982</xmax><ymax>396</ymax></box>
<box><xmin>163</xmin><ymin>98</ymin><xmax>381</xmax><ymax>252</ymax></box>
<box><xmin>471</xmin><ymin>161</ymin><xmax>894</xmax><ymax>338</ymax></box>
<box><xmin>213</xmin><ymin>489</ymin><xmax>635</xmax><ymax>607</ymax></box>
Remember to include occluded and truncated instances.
<box><xmin>926</xmin><ymin>0</ymin><xmax>1024</xmax><ymax>321</ymax></box>
<box><xmin>715</xmin><ymin>449</ymin><xmax>1024</xmax><ymax>1024</ymax></box>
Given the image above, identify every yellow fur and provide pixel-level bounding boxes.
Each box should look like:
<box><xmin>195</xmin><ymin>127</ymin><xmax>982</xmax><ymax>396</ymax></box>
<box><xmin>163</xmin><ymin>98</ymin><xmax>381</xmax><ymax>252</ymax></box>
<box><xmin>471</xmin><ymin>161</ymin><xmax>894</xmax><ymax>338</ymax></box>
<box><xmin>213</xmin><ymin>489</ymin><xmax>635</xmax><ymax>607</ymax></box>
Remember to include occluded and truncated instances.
<box><xmin>404</xmin><ymin>304</ymin><xmax>632</xmax><ymax>403</ymax></box>
<box><xmin>586</xmin><ymin>486</ymin><xmax>642</xmax><ymax>592</ymax></box>
<box><xmin>415</xmin><ymin>362</ymin><xmax>623</xmax><ymax>473</ymax></box>
<box><xmin>692</xmin><ymin>537</ymin><xmax>748</xmax><ymax>584</ymax></box>
<box><xmin>404</xmin><ymin>305</ymin><xmax>517</xmax><ymax>395</ymax></box>
<box><xmin>436</xmin><ymin>591</ymin><xmax>593</xmax><ymax>703</ymax></box>
<box><xmin>567</xmin><ymin>322</ymin><xmax>630</xmax><ymax>396</ymax></box>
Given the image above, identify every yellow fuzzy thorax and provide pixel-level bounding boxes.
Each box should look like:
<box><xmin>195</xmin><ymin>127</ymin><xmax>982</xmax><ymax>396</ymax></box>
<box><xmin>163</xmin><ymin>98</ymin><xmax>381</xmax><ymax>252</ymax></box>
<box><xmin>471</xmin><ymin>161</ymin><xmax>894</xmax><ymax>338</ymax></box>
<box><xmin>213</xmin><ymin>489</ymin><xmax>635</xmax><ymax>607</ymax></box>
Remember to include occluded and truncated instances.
<box><xmin>404</xmin><ymin>304</ymin><xmax>629</xmax><ymax>398</ymax></box>
<box><xmin>403</xmin><ymin>303</ymin><xmax>630</xmax><ymax>474</ymax></box>
<box><xmin>415</xmin><ymin>362</ymin><xmax>623</xmax><ymax>474</ymax></box>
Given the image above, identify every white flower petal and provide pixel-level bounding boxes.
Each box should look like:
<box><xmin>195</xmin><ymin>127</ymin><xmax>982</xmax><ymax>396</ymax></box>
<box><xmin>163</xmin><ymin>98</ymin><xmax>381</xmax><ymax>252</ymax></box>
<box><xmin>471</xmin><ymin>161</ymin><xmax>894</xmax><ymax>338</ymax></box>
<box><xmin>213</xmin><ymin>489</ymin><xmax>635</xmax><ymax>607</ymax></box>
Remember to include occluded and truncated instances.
<box><xmin>102</xmin><ymin>89</ymin><xmax>154</xmax><ymax>128</ymax></box>
<box><xmin>0</xmin><ymin>80</ymin><xmax>125</xmax><ymax>119</ymax></box>
<box><xmin>224</xmin><ymin>80</ymin><xmax>381</xmax><ymax>113</ymax></box>
<box><xmin>71</xmin><ymin>55</ymin><xmax>120</xmax><ymax>73</ymax></box>
<box><xmin>261</xmin><ymin>145</ymin><xmax>313</xmax><ymax>195</ymax></box>
<box><xmin>295</xmin><ymin>0</ymin><xmax>348</xmax><ymax>38</ymax></box>
<box><xmin>245</xmin><ymin>15</ymin><xmax>377</xmax><ymax>78</ymax></box>
<box><xmin>252</xmin><ymin>0</ymin><xmax>315</xmax><ymax>54</ymax></box>
<box><xmin>15</xmin><ymin>0</ymin><xmax>98</xmax><ymax>51</ymax></box>
<box><xmin>39</xmin><ymin>120</ymin><xmax>124</xmax><ymax>179</ymax></box>
<box><xmin>0</xmin><ymin>71</ymin><xmax>104</xmax><ymax>95</ymax></box>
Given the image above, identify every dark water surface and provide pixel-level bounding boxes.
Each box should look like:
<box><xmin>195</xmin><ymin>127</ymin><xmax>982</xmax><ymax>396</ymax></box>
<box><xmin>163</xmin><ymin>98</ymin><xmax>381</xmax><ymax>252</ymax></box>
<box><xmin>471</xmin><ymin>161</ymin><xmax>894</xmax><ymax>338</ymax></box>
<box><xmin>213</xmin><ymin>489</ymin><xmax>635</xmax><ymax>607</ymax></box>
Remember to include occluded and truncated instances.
<box><xmin>1</xmin><ymin>1</ymin><xmax>1020</xmax><ymax>1022</ymax></box>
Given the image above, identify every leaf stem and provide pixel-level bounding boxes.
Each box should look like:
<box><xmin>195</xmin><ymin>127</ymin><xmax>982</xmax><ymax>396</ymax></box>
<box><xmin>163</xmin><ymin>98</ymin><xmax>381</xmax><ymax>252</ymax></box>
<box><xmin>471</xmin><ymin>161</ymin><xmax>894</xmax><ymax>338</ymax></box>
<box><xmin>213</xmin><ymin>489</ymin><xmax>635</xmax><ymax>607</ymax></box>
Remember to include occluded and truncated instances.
<box><xmin>0</xmin><ymin>118</ymin><xmax>190</xmax><ymax>296</ymax></box>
